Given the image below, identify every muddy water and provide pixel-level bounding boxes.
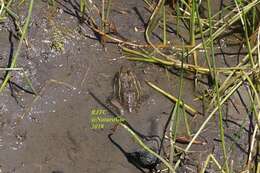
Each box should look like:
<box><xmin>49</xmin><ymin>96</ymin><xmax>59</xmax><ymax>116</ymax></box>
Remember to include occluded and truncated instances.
<box><xmin>0</xmin><ymin>1</ymin><xmax>253</xmax><ymax>173</ymax></box>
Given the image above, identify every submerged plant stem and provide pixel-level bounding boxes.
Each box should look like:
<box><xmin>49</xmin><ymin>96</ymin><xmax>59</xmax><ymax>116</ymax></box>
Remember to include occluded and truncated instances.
<box><xmin>0</xmin><ymin>0</ymin><xmax>34</xmax><ymax>93</ymax></box>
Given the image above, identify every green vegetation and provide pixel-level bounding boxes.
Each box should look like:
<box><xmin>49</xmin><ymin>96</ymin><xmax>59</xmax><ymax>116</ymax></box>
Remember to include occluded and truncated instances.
<box><xmin>0</xmin><ymin>0</ymin><xmax>259</xmax><ymax>172</ymax></box>
<box><xmin>90</xmin><ymin>0</ymin><xmax>260</xmax><ymax>172</ymax></box>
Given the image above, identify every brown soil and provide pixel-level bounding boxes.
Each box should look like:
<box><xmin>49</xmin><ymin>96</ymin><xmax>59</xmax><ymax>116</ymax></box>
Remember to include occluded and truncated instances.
<box><xmin>0</xmin><ymin>1</ymin><xmax>254</xmax><ymax>173</ymax></box>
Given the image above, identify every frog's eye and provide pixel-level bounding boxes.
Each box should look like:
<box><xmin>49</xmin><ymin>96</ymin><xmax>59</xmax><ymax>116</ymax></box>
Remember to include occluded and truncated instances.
<box><xmin>127</xmin><ymin>70</ymin><xmax>131</xmax><ymax>74</ymax></box>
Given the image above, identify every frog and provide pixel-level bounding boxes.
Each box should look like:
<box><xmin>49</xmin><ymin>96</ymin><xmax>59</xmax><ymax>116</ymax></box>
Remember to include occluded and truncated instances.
<box><xmin>110</xmin><ymin>66</ymin><xmax>142</xmax><ymax>115</ymax></box>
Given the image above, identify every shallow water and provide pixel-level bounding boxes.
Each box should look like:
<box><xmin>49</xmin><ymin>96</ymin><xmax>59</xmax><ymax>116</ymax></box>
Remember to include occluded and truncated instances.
<box><xmin>0</xmin><ymin>0</ymin><xmax>254</xmax><ymax>172</ymax></box>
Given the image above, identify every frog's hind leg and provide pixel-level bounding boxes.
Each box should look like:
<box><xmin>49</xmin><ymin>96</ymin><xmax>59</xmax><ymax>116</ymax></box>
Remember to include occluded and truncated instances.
<box><xmin>114</xmin><ymin>72</ymin><xmax>122</xmax><ymax>100</ymax></box>
<box><xmin>133</xmin><ymin>77</ymin><xmax>142</xmax><ymax>100</ymax></box>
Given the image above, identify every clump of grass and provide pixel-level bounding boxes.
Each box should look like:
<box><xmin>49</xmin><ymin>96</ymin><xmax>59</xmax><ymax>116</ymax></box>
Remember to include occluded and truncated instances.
<box><xmin>0</xmin><ymin>0</ymin><xmax>35</xmax><ymax>94</ymax></box>
<box><xmin>1</xmin><ymin>0</ymin><xmax>259</xmax><ymax>172</ymax></box>
<box><xmin>81</xmin><ymin>0</ymin><xmax>260</xmax><ymax>172</ymax></box>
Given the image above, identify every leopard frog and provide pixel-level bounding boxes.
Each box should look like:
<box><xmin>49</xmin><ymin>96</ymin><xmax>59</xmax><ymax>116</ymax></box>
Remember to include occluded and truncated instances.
<box><xmin>110</xmin><ymin>66</ymin><xmax>142</xmax><ymax>115</ymax></box>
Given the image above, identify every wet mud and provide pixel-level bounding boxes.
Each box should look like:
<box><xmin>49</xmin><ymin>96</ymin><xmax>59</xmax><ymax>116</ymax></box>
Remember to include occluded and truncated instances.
<box><xmin>0</xmin><ymin>0</ymin><xmax>256</xmax><ymax>173</ymax></box>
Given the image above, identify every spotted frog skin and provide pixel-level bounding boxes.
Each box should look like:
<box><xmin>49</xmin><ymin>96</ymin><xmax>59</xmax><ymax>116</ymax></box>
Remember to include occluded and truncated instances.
<box><xmin>110</xmin><ymin>66</ymin><xmax>142</xmax><ymax>115</ymax></box>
